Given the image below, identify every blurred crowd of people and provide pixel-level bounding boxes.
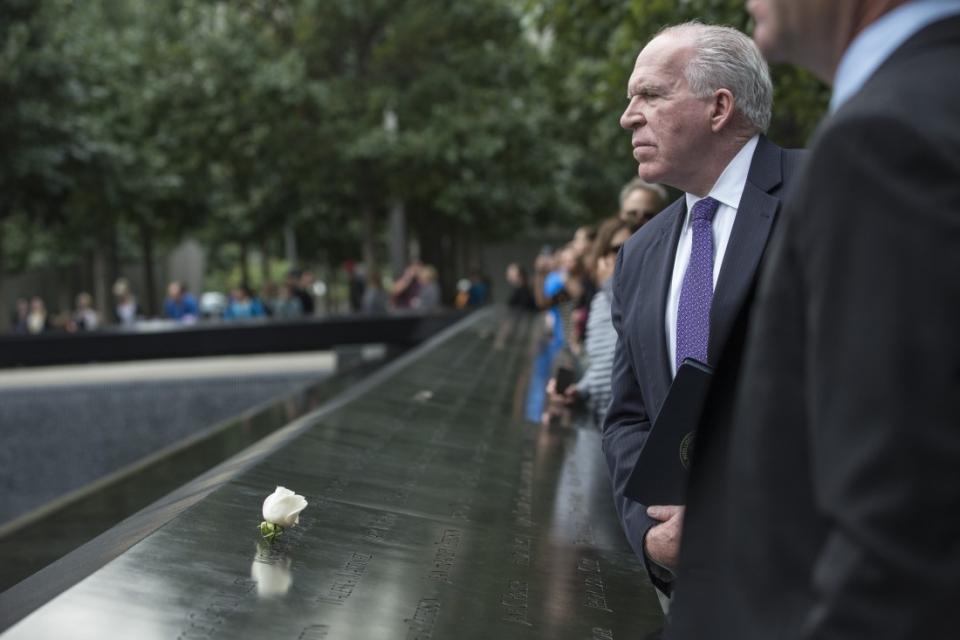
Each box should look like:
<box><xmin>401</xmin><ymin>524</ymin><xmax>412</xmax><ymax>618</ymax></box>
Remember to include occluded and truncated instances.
<box><xmin>9</xmin><ymin>292</ymin><xmax>102</xmax><ymax>335</ymax></box>
<box><xmin>6</xmin><ymin>261</ymin><xmax>489</xmax><ymax>335</ymax></box>
<box><xmin>503</xmin><ymin>177</ymin><xmax>669</xmax><ymax>427</ymax></box>
<box><xmin>161</xmin><ymin>270</ymin><xmax>320</xmax><ymax>324</ymax></box>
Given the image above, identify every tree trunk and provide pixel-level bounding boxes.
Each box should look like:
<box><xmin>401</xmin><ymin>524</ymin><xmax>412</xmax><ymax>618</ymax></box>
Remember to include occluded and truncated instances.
<box><xmin>388</xmin><ymin>201</ymin><xmax>406</xmax><ymax>279</ymax></box>
<box><xmin>140</xmin><ymin>222</ymin><xmax>157</xmax><ymax>318</ymax></box>
<box><xmin>284</xmin><ymin>224</ymin><xmax>298</xmax><ymax>267</ymax></box>
<box><xmin>109</xmin><ymin>225</ymin><xmax>120</xmax><ymax>290</ymax></box>
<box><xmin>239</xmin><ymin>242</ymin><xmax>250</xmax><ymax>290</ymax></box>
<box><xmin>417</xmin><ymin>217</ymin><xmax>456</xmax><ymax>305</ymax></box>
<box><xmin>0</xmin><ymin>237</ymin><xmax>6</xmax><ymax>332</ymax></box>
<box><xmin>259</xmin><ymin>238</ymin><xmax>271</xmax><ymax>285</ymax></box>
<box><xmin>92</xmin><ymin>244</ymin><xmax>110</xmax><ymax>324</ymax></box>
<box><xmin>361</xmin><ymin>204</ymin><xmax>378</xmax><ymax>276</ymax></box>
<box><xmin>58</xmin><ymin>266</ymin><xmax>73</xmax><ymax>319</ymax></box>
<box><xmin>453</xmin><ymin>225</ymin><xmax>466</xmax><ymax>281</ymax></box>
<box><xmin>326</xmin><ymin>253</ymin><xmax>340</xmax><ymax>314</ymax></box>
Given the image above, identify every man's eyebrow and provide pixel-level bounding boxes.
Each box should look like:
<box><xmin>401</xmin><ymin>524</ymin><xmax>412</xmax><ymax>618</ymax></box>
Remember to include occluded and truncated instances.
<box><xmin>627</xmin><ymin>82</ymin><xmax>663</xmax><ymax>98</ymax></box>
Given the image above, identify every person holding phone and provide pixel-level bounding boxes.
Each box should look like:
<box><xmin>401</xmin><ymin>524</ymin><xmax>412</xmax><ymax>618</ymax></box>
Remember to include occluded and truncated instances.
<box><xmin>543</xmin><ymin>217</ymin><xmax>636</xmax><ymax>427</ymax></box>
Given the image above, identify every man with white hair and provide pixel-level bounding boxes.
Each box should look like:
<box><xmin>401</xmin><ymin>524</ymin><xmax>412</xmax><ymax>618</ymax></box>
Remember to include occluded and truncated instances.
<box><xmin>601</xmin><ymin>22</ymin><xmax>805</xmax><ymax>610</ymax></box>
<box><xmin>670</xmin><ymin>1</ymin><xmax>960</xmax><ymax>637</ymax></box>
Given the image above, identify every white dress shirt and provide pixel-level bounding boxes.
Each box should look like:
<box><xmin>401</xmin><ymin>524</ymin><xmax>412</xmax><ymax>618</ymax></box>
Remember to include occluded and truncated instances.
<box><xmin>831</xmin><ymin>0</ymin><xmax>960</xmax><ymax>113</ymax></box>
<box><xmin>664</xmin><ymin>135</ymin><xmax>759</xmax><ymax>377</ymax></box>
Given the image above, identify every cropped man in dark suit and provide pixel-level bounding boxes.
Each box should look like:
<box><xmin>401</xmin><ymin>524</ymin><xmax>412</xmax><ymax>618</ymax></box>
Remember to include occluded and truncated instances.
<box><xmin>601</xmin><ymin>22</ymin><xmax>804</xmax><ymax>609</ymax></box>
<box><xmin>671</xmin><ymin>1</ymin><xmax>960</xmax><ymax>637</ymax></box>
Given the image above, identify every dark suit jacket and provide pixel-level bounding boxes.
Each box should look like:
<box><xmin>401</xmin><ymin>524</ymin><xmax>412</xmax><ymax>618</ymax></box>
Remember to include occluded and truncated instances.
<box><xmin>601</xmin><ymin>135</ymin><xmax>805</xmax><ymax>593</ymax></box>
<box><xmin>670</xmin><ymin>16</ymin><xmax>960</xmax><ymax>639</ymax></box>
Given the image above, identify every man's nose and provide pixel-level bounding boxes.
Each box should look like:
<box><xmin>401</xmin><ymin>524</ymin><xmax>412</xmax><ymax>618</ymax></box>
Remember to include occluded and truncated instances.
<box><xmin>620</xmin><ymin>98</ymin><xmax>644</xmax><ymax>130</ymax></box>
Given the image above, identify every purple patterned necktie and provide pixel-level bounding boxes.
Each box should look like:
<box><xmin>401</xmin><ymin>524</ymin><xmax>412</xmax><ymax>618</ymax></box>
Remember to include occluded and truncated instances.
<box><xmin>676</xmin><ymin>196</ymin><xmax>720</xmax><ymax>371</ymax></box>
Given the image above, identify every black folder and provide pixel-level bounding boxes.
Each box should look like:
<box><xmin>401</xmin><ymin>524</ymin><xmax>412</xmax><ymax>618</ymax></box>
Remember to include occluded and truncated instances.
<box><xmin>624</xmin><ymin>358</ymin><xmax>714</xmax><ymax>506</ymax></box>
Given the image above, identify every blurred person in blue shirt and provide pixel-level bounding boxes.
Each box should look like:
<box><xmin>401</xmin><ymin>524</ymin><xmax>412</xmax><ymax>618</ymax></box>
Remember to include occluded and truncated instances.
<box><xmin>223</xmin><ymin>286</ymin><xmax>266</xmax><ymax>320</ymax></box>
<box><xmin>162</xmin><ymin>281</ymin><xmax>198</xmax><ymax>322</ymax></box>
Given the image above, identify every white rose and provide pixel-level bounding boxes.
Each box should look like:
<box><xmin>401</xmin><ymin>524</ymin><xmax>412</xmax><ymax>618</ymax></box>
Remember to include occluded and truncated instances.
<box><xmin>261</xmin><ymin>486</ymin><xmax>308</xmax><ymax>528</ymax></box>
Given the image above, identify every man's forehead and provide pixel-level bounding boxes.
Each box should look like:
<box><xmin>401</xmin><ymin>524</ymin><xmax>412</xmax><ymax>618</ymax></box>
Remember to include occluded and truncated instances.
<box><xmin>633</xmin><ymin>33</ymin><xmax>694</xmax><ymax>75</ymax></box>
<box><xmin>629</xmin><ymin>36</ymin><xmax>694</xmax><ymax>87</ymax></box>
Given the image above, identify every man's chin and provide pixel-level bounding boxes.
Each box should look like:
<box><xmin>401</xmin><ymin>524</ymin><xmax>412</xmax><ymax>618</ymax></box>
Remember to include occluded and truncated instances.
<box><xmin>636</xmin><ymin>164</ymin><xmax>663</xmax><ymax>183</ymax></box>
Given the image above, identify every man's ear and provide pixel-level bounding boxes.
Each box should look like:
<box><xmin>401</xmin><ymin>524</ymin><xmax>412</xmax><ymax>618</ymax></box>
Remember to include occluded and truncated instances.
<box><xmin>710</xmin><ymin>88</ymin><xmax>736</xmax><ymax>133</ymax></box>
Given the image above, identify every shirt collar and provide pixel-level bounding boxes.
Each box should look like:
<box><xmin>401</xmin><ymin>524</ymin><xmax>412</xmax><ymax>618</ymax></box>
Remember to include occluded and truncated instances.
<box><xmin>831</xmin><ymin>0</ymin><xmax>960</xmax><ymax>112</ymax></box>
<box><xmin>685</xmin><ymin>134</ymin><xmax>760</xmax><ymax>215</ymax></box>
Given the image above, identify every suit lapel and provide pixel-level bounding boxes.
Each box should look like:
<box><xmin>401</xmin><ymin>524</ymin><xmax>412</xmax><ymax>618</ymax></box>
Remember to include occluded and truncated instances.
<box><xmin>637</xmin><ymin>198</ymin><xmax>686</xmax><ymax>401</ymax></box>
<box><xmin>709</xmin><ymin>136</ymin><xmax>783</xmax><ymax>364</ymax></box>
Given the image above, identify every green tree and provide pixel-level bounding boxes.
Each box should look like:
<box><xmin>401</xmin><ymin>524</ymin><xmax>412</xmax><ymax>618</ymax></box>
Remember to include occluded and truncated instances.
<box><xmin>2</xmin><ymin>0</ymin><xmax>828</xmax><ymax>318</ymax></box>
<box><xmin>0</xmin><ymin>0</ymin><xmax>87</xmax><ymax>277</ymax></box>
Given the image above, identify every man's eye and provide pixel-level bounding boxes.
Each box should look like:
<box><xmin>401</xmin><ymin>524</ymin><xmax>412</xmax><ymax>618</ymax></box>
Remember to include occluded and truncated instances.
<box><xmin>628</xmin><ymin>90</ymin><xmax>660</xmax><ymax>102</ymax></box>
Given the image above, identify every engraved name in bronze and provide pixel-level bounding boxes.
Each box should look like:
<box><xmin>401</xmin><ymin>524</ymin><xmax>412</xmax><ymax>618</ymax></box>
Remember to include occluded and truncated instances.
<box><xmin>316</xmin><ymin>552</ymin><xmax>373</xmax><ymax>606</ymax></box>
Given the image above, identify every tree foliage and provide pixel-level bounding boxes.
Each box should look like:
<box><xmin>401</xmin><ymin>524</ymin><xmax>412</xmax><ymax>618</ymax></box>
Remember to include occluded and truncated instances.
<box><xmin>1</xmin><ymin>0</ymin><xmax>828</xmax><ymax>308</ymax></box>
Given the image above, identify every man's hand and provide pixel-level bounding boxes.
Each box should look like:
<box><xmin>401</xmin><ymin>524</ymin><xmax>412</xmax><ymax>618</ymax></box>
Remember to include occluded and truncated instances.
<box><xmin>644</xmin><ymin>505</ymin><xmax>685</xmax><ymax>571</ymax></box>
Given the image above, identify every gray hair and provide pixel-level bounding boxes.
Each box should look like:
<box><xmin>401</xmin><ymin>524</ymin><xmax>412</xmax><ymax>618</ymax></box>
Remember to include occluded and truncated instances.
<box><xmin>619</xmin><ymin>177</ymin><xmax>668</xmax><ymax>208</ymax></box>
<box><xmin>659</xmin><ymin>22</ymin><xmax>773</xmax><ymax>133</ymax></box>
